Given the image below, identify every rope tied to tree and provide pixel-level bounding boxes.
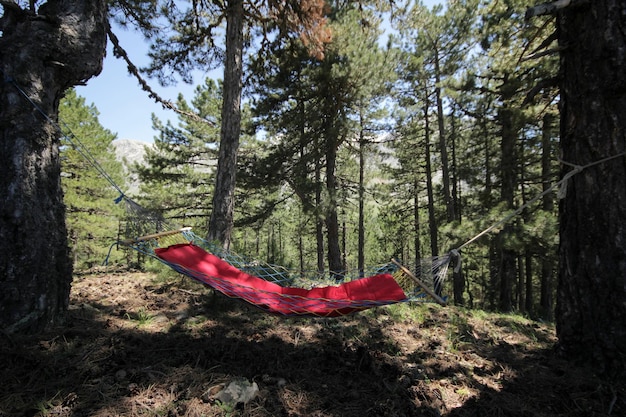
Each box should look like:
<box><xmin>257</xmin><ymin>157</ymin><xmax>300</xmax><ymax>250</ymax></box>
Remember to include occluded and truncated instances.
<box><xmin>2</xmin><ymin>69</ymin><xmax>128</xmax><ymax>200</ymax></box>
<box><xmin>455</xmin><ymin>150</ymin><xmax>626</xmax><ymax>252</ymax></box>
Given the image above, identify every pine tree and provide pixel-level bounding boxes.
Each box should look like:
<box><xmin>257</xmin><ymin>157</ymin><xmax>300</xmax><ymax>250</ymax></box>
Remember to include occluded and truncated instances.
<box><xmin>331</xmin><ymin>7</ymin><xmax>397</xmax><ymax>276</ymax></box>
<box><xmin>132</xmin><ymin>0</ymin><xmax>331</xmax><ymax>249</ymax></box>
<box><xmin>135</xmin><ymin>79</ymin><xmax>222</xmax><ymax>230</ymax></box>
<box><xmin>248</xmin><ymin>3</ymin><xmax>395</xmax><ymax>276</ymax></box>
<box><xmin>550</xmin><ymin>0</ymin><xmax>626</xmax><ymax>377</ymax></box>
<box><xmin>135</xmin><ymin>78</ymin><xmax>264</xmax><ymax>245</ymax></box>
<box><xmin>468</xmin><ymin>0</ymin><xmax>559</xmax><ymax>312</ymax></box>
<box><xmin>60</xmin><ymin>89</ymin><xmax>126</xmax><ymax>269</ymax></box>
<box><xmin>392</xmin><ymin>0</ymin><xmax>479</xmax><ymax>303</ymax></box>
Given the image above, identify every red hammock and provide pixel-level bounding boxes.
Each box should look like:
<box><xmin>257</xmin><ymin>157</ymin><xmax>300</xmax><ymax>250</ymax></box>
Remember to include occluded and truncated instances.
<box><xmin>155</xmin><ymin>243</ymin><xmax>408</xmax><ymax>317</ymax></box>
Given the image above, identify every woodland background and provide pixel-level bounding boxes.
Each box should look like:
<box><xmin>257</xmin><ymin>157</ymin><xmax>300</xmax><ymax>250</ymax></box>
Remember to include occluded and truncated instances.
<box><xmin>2</xmin><ymin>1</ymin><xmax>625</xmax><ymax>413</ymax></box>
<box><xmin>61</xmin><ymin>0</ymin><xmax>559</xmax><ymax>320</ymax></box>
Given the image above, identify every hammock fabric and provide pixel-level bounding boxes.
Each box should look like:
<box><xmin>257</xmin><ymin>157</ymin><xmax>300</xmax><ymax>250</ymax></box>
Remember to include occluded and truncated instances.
<box><xmin>155</xmin><ymin>243</ymin><xmax>408</xmax><ymax>317</ymax></box>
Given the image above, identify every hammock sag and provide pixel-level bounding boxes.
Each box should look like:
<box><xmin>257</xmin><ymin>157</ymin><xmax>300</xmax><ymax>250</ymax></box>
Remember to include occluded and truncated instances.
<box><xmin>122</xmin><ymin>227</ymin><xmax>450</xmax><ymax>316</ymax></box>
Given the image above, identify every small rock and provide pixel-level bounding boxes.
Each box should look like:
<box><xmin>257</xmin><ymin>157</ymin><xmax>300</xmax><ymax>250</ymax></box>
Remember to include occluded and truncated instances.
<box><xmin>214</xmin><ymin>379</ymin><xmax>259</xmax><ymax>406</ymax></box>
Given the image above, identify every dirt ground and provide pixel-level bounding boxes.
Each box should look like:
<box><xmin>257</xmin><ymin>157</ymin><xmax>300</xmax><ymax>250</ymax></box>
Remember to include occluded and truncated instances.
<box><xmin>1</xmin><ymin>269</ymin><xmax>623</xmax><ymax>417</ymax></box>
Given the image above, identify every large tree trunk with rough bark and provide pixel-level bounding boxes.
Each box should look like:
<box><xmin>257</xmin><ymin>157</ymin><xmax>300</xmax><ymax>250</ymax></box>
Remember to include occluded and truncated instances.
<box><xmin>0</xmin><ymin>0</ymin><xmax>107</xmax><ymax>333</ymax></box>
<box><xmin>556</xmin><ymin>0</ymin><xmax>626</xmax><ymax>377</ymax></box>
<box><xmin>207</xmin><ymin>0</ymin><xmax>244</xmax><ymax>250</ymax></box>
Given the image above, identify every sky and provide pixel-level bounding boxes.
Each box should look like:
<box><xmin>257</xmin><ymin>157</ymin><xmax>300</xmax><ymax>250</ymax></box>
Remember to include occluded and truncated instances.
<box><xmin>77</xmin><ymin>1</ymin><xmax>443</xmax><ymax>144</ymax></box>
<box><xmin>76</xmin><ymin>27</ymin><xmax>215</xmax><ymax>144</ymax></box>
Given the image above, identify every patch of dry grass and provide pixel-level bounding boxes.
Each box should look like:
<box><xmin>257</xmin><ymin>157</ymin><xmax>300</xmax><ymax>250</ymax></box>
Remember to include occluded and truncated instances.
<box><xmin>0</xmin><ymin>271</ymin><xmax>623</xmax><ymax>416</ymax></box>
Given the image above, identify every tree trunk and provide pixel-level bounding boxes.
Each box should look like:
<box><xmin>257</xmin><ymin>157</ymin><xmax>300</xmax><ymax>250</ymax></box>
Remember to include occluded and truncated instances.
<box><xmin>433</xmin><ymin>49</ymin><xmax>455</xmax><ymax>223</ymax></box>
<box><xmin>557</xmin><ymin>0</ymin><xmax>626</xmax><ymax>376</ymax></box>
<box><xmin>413</xmin><ymin>178</ymin><xmax>421</xmax><ymax>279</ymax></box>
<box><xmin>540</xmin><ymin>112</ymin><xmax>555</xmax><ymax>320</ymax></box>
<box><xmin>358</xmin><ymin>117</ymin><xmax>366</xmax><ymax>277</ymax></box>
<box><xmin>298</xmin><ymin>219</ymin><xmax>305</xmax><ymax>279</ymax></box>
<box><xmin>496</xmin><ymin>229</ymin><xmax>516</xmax><ymax>311</ymax></box>
<box><xmin>496</xmin><ymin>100</ymin><xmax>517</xmax><ymax>312</ymax></box>
<box><xmin>423</xmin><ymin>104</ymin><xmax>438</xmax><ymax>257</ymax></box>
<box><xmin>325</xmin><ymin>124</ymin><xmax>343</xmax><ymax>279</ymax></box>
<box><xmin>482</xmin><ymin>119</ymin><xmax>493</xmax><ymax>206</ymax></box>
<box><xmin>488</xmin><ymin>240</ymin><xmax>498</xmax><ymax>310</ymax></box>
<box><xmin>315</xmin><ymin>155</ymin><xmax>325</xmax><ymax>275</ymax></box>
<box><xmin>207</xmin><ymin>0</ymin><xmax>244</xmax><ymax>250</ymax></box>
<box><xmin>449</xmin><ymin>108</ymin><xmax>464</xmax><ymax>305</ymax></box>
<box><xmin>525</xmin><ymin>250</ymin><xmax>533</xmax><ymax>314</ymax></box>
<box><xmin>0</xmin><ymin>0</ymin><xmax>108</xmax><ymax>333</ymax></box>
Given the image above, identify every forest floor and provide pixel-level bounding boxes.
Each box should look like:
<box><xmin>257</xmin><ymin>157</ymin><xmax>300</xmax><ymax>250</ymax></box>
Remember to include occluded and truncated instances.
<box><xmin>1</xmin><ymin>268</ymin><xmax>624</xmax><ymax>417</ymax></box>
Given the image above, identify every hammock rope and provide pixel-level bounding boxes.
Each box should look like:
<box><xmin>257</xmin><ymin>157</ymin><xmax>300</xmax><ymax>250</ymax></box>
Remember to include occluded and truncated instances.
<box><xmin>2</xmin><ymin>68</ymin><xmax>127</xmax><ymax>199</ymax></box>
<box><xmin>454</xmin><ymin>152</ymin><xmax>626</xmax><ymax>251</ymax></box>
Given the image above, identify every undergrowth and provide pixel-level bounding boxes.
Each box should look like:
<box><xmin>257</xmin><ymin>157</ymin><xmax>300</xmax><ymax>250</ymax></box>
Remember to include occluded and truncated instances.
<box><xmin>0</xmin><ymin>271</ymin><xmax>622</xmax><ymax>417</ymax></box>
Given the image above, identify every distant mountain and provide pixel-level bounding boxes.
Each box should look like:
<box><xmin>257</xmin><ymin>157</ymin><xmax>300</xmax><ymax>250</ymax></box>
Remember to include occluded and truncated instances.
<box><xmin>112</xmin><ymin>138</ymin><xmax>149</xmax><ymax>167</ymax></box>
<box><xmin>111</xmin><ymin>139</ymin><xmax>151</xmax><ymax>194</ymax></box>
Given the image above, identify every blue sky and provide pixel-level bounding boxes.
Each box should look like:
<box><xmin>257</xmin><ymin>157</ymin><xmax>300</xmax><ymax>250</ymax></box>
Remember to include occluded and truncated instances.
<box><xmin>76</xmin><ymin>27</ymin><xmax>215</xmax><ymax>143</ymax></box>
<box><xmin>77</xmin><ymin>1</ymin><xmax>443</xmax><ymax>143</ymax></box>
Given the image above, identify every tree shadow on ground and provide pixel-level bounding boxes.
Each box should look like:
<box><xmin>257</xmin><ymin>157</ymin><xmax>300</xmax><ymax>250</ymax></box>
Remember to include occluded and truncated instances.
<box><xmin>0</xmin><ymin>272</ymin><xmax>623</xmax><ymax>416</ymax></box>
<box><xmin>0</xmin><ymin>277</ymin><xmax>443</xmax><ymax>416</ymax></box>
<box><xmin>445</xmin><ymin>315</ymin><xmax>625</xmax><ymax>417</ymax></box>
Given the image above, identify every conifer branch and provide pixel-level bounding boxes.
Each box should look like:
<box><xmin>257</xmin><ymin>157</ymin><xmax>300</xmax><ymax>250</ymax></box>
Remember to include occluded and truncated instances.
<box><xmin>106</xmin><ymin>26</ymin><xmax>215</xmax><ymax>127</ymax></box>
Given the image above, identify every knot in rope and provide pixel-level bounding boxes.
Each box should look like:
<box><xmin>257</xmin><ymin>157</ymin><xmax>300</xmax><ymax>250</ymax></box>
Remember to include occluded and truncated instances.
<box><xmin>449</xmin><ymin>249</ymin><xmax>462</xmax><ymax>274</ymax></box>
<box><xmin>557</xmin><ymin>161</ymin><xmax>583</xmax><ymax>199</ymax></box>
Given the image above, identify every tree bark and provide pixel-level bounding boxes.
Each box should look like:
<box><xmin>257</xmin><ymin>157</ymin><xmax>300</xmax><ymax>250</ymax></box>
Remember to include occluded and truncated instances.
<box><xmin>207</xmin><ymin>0</ymin><xmax>244</xmax><ymax>250</ymax></box>
<box><xmin>358</xmin><ymin>113</ymin><xmax>366</xmax><ymax>277</ymax></box>
<box><xmin>413</xmin><ymin>178</ymin><xmax>421</xmax><ymax>280</ymax></box>
<box><xmin>449</xmin><ymin>108</ymin><xmax>464</xmax><ymax>304</ymax></box>
<box><xmin>325</xmin><ymin>122</ymin><xmax>343</xmax><ymax>279</ymax></box>
<box><xmin>0</xmin><ymin>0</ymin><xmax>108</xmax><ymax>333</ymax></box>
<box><xmin>524</xmin><ymin>250</ymin><xmax>533</xmax><ymax>314</ymax></box>
<box><xmin>315</xmin><ymin>156</ymin><xmax>325</xmax><ymax>275</ymax></box>
<box><xmin>433</xmin><ymin>49</ymin><xmax>455</xmax><ymax>223</ymax></box>
<box><xmin>496</xmin><ymin>100</ymin><xmax>518</xmax><ymax>312</ymax></box>
<box><xmin>556</xmin><ymin>0</ymin><xmax>626</xmax><ymax>376</ymax></box>
<box><xmin>423</xmin><ymin>104</ymin><xmax>438</xmax><ymax>257</ymax></box>
<box><xmin>540</xmin><ymin>112</ymin><xmax>555</xmax><ymax>320</ymax></box>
